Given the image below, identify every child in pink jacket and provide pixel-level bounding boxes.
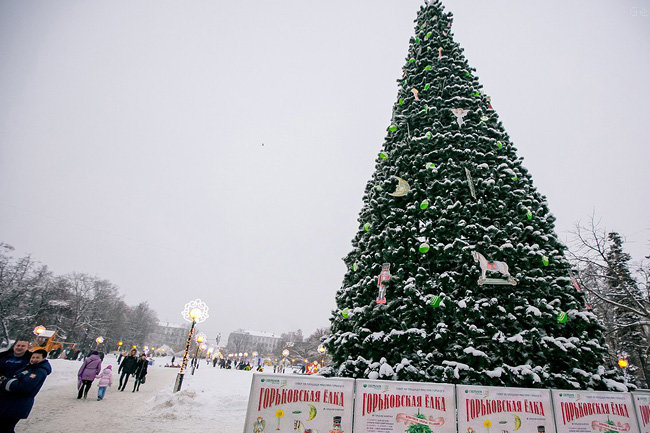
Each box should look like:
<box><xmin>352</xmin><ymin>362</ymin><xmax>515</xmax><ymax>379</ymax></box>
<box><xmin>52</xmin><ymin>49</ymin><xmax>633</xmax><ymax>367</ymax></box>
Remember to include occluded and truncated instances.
<box><xmin>96</xmin><ymin>365</ymin><xmax>113</xmax><ymax>401</ymax></box>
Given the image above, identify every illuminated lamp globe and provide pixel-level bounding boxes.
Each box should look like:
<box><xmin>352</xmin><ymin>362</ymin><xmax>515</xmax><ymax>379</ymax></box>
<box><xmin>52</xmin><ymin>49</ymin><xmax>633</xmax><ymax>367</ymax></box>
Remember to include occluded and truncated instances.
<box><xmin>618</xmin><ymin>358</ymin><xmax>629</xmax><ymax>368</ymax></box>
<box><xmin>117</xmin><ymin>341</ymin><xmax>123</xmax><ymax>347</ymax></box>
<box><xmin>318</xmin><ymin>345</ymin><xmax>326</xmax><ymax>354</ymax></box>
<box><xmin>282</xmin><ymin>349</ymin><xmax>290</xmax><ymax>357</ymax></box>
<box><xmin>244</xmin><ymin>352</ymin><xmax>248</xmax><ymax>357</ymax></box>
<box><xmin>96</xmin><ymin>337</ymin><xmax>104</xmax><ymax>344</ymax></box>
<box><xmin>181</xmin><ymin>299</ymin><xmax>209</xmax><ymax>324</ymax></box>
<box><xmin>195</xmin><ymin>333</ymin><xmax>206</xmax><ymax>344</ymax></box>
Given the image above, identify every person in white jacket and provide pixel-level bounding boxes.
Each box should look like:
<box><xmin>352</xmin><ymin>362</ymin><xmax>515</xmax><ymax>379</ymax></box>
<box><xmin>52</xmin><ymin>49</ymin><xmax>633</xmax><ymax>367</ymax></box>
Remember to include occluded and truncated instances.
<box><xmin>96</xmin><ymin>365</ymin><xmax>113</xmax><ymax>401</ymax></box>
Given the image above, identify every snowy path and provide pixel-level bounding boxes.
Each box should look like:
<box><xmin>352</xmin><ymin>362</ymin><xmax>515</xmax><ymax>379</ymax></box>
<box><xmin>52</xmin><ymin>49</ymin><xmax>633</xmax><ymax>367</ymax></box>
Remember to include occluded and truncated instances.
<box><xmin>19</xmin><ymin>357</ymin><xmax>255</xmax><ymax>432</ymax></box>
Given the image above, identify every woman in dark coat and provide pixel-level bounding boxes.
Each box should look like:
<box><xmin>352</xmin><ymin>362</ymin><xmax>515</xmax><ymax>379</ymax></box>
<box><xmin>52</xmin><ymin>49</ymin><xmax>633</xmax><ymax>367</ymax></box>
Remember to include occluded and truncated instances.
<box><xmin>0</xmin><ymin>349</ymin><xmax>51</xmax><ymax>433</ymax></box>
<box><xmin>117</xmin><ymin>348</ymin><xmax>138</xmax><ymax>391</ymax></box>
<box><xmin>132</xmin><ymin>354</ymin><xmax>148</xmax><ymax>392</ymax></box>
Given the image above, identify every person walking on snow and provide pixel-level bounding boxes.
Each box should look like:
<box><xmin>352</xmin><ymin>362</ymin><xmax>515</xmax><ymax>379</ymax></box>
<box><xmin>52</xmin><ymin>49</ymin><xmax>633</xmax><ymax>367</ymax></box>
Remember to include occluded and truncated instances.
<box><xmin>132</xmin><ymin>354</ymin><xmax>148</xmax><ymax>392</ymax></box>
<box><xmin>96</xmin><ymin>365</ymin><xmax>113</xmax><ymax>401</ymax></box>
<box><xmin>77</xmin><ymin>351</ymin><xmax>101</xmax><ymax>399</ymax></box>
<box><xmin>117</xmin><ymin>348</ymin><xmax>137</xmax><ymax>391</ymax></box>
<box><xmin>0</xmin><ymin>349</ymin><xmax>51</xmax><ymax>433</ymax></box>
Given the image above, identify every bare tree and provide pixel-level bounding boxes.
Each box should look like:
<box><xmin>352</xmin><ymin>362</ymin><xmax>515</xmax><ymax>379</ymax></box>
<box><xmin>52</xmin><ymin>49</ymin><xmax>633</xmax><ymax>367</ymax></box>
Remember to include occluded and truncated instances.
<box><xmin>568</xmin><ymin>217</ymin><xmax>650</xmax><ymax>386</ymax></box>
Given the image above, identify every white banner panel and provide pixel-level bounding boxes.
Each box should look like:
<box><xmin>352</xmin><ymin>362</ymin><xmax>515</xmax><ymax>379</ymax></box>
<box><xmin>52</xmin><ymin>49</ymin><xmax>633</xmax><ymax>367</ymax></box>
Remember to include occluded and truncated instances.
<box><xmin>632</xmin><ymin>393</ymin><xmax>650</xmax><ymax>433</ymax></box>
<box><xmin>552</xmin><ymin>390</ymin><xmax>639</xmax><ymax>433</ymax></box>
<box><xmin>457</xmin><ymin>385</ymin><xmax>556</xmax><ymax>433</ymax></box>
<box><xmin>354</xmin><ymin>379</ymin><xmax>456</xmax><ymax>433</ymax></box>
<box><xmin>243</xmin><ymin>373</ymin><xmax>354</xmax><ymax>433</ymax></box>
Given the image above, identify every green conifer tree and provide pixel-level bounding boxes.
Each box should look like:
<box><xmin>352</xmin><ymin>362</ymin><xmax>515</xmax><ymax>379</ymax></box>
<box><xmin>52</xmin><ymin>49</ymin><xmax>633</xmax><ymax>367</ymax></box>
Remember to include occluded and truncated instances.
<box><xmin>325</xmin><ymin>0</ymin><xmax>622</xmax><ymax>390</ymax></box>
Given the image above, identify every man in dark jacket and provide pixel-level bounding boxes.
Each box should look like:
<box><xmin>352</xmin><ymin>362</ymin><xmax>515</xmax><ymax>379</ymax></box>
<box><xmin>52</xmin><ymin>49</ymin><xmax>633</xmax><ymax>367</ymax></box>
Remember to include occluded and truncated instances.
<box><xmin>117</xmin><ymin>348</ymin><xmax>138</xmax><ymax>391</ymax></box>
<box><xmin>0</xmin><ymin>340</ymin><xmax>32</xmax><ymax>380</ymax></box>
<box><xmin>0</xmin><ymin>349</ymin><xmax>51</xmax><ymax>433</ymax></box>
<box><xmin>132</xmin><ymin>354</ymin><xmax>148</xmax><ymax>392</ymax></box>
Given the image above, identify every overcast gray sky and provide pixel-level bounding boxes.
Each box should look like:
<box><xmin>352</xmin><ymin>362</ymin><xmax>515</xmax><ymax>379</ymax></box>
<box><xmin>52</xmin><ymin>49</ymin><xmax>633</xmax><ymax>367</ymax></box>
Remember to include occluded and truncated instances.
<box><xmin>1</xmin><ymin>0</ymin><xmax>649</xmax><ymax>341</ymax></box>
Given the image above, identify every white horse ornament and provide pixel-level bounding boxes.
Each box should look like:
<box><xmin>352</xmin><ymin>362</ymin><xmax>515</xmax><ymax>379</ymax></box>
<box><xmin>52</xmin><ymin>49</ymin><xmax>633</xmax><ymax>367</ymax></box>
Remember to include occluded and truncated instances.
<box><xmin>471</xmin><ymin>251</ymin><xmax>517</xmax><ymax>286</ymax></box>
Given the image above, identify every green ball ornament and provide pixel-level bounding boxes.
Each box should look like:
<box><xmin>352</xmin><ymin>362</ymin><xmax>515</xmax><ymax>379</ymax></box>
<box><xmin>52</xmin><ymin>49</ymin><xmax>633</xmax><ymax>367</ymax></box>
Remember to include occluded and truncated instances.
<box><xmin>352</xmin><ymin>262</ymin><xmax>358</xmax><ymax>272</ymax></box>
<box><xmin>424</xmin><ymin>65</ymin><xmax>432</xmax><ymax>71</ymax></box>
<box><xmin>363</xmin><ymin>222</ymin><xmax>371</xmax><ymax>232</ymax></box>
<box><xmin>409</xmin><ymin>58</ymin><xmax>415</xmax><ymax>64</ymax></box>
<box><xmin>426</xmin><ymin>132</ymin><xmax>432</xmax><ymax>139</ymax></box>
<box><xmin>375</xmin><ymin>185</ymin><xmax>383</xmax><ymax>191</ymax></box>
<box><xmin>415</xmin><ymin>37</ymin><xmax>420</xmax><ymax>43</ymax></box>
<box><xmin>388</xmin><ymin>125</ymin><xmax>397</xmax><ymax>132</ymax></box>
<box><xmin>526</xmin><ymin>210</ymin><xmax>533</xmax><ymax>220</ymax></box>
<box><xmin>430</xmin><ymin>295</ymin><xmax>442</xmax><ymax>308</ymax></box>
<box><xmin>497</xmin><ymin>141</ymin><xmax>503</xmax><ymax>149</ymax></box>
<box><xmin>557</xmin><ymin>312</ymin><xmax>568</xmax><ymax>323</ymax></box>
<box><xmin>424</xmin><ymin>83</ymin><xmax>430</xmax><ymax>90</ymax></box>
<box><xmin>512</xmin><ymin>175</ymin><xmax>518</xmax><ymax>181</ymax></box>
<box><xmin>419</xmin><ymin>243</ymin><xmax>430</xmax><ymax>253</ymax></box>
<box><xmin>399</xmin><ymin>98</ymin><xmax>404</xmax><ymax>105</ymax></box>
<box><xmin>465</xmin><ymin>72</ymin><xmax>470</xmax><ymax>77</ymax></box>
<box><xmin>421</xmin><ymin>24</ymin><xmax>425</xmax><ymax>30</ymax></box>
<box><xmin>425</xmin><ymin>32</ymin><xmax>432</xmax><ymax>40</ymax></box>
<box><xmin>420</xmin><ymin>199</ymin><xmax>429</xmax><ymax>210</ymax></box>
<box><xmin>542</xmin><ymin>256</ymin><xmax>549</xmax><ymax>266</ymax></box>
<box><xmin>341</xmin><ymin>308</ymin><xmax>349</xmax><ymax>318</ymax></box>
<box><xmin>424</xmin><ymin>105</ymin><xmax>429</xmax><ymax>114</ymax></box>
<box><xmin>425</xmin><ymin>162</ymin><xmax>436</xmax><ymax>169</ymax></box>
<box><xmin>379</xmin><ymin>152</ymin><xmax>388</xmax><ymax>159</ymax></box>
<box><xmin>473</xmin><ymin>91</ymin><xmax>480</xmax><ymax>97</ymax></box>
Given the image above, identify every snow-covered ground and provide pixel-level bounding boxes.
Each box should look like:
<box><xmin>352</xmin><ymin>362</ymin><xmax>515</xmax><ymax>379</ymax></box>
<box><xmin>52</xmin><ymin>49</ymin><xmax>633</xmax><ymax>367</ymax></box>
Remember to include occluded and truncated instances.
<box><xmin>19</xmin><ymin>355</ymin><xmax>268</xmax><ymax>432</ymax></box>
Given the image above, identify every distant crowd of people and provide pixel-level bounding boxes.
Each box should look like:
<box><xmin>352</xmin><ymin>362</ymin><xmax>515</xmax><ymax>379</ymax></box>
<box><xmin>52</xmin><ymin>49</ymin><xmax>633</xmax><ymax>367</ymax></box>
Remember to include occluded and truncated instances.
<box><xmin>0</xmin><ymin>340</ymin><xmax>151</xmax><ymax>433</ymax></box>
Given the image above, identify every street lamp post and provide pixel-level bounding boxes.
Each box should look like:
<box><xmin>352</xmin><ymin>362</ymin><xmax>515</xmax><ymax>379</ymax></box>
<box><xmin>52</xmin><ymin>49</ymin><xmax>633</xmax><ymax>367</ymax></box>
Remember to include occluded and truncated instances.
<box><xmin>95</xmin><ymin>337</ymin><xmax>104</xmax><ymax>350</ymax></box>
<box><xmin>174</xmin><ymin>299</ymin><xmax>209</xmax><ymax>392</ymax></box>
<box><xmin>282</xmin><ymin>348</ymin><xmax>290</xmax><ymax>373</ymax></box>
<box><xmin>191</xmin><ymin>333</ymin><xmax>206</xmax><ymax>375</ymax></box>
<box><xmin>117</xmin><ymin>341</ymin><xmax>123</xmax><ymax>353</ymax></box>
<box><xmin>618</xmin><ymin>355</ymin><xmax>629</xmax><ymax>387</ymax></box>
<box><xmin>318</xmin><ymin>344</ymin><xmax>326</xmax><ymax>368</ymax></box>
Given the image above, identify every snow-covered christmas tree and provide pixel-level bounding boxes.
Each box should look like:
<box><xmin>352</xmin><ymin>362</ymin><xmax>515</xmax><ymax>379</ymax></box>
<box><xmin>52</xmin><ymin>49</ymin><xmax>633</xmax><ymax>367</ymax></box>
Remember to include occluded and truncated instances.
<box><xmin>325</xmin><ymin>0</ymin><xmax>622</xmax><ymax>390</ymax></box>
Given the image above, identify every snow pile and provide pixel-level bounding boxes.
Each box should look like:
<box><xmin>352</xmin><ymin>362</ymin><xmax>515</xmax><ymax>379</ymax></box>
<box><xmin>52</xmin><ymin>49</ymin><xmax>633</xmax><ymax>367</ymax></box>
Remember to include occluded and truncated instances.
<box><xmin>146</xmin><ymin>369</ymin><xmax>253</xmax><ymax>427</ymax></box>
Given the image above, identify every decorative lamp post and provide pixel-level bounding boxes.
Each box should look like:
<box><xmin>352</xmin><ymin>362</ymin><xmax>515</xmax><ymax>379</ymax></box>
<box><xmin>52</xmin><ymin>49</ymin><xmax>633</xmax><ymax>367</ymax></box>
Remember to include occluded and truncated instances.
<box><xmin>318</xmin><ymin>344</ymin><xmax>326</xmax><ymax>368</ymax></box>
<box><xmin>174</xmin><ymin>299</ymin><xmax>209</xmax><ymax>392</ymax></box>
<box><xmin>95</xmin><ymin>337</ymin><xmax>104</xmax><ymax>349</ymax></box>
<box><xmin>117</xmin><ymin>341</ymin><xmax>123</xmax><ymax>352</ymax></box>
<box><xmin>191</xmin><ymin>333</ymin><xmax>206</xmax><ymax>375</ymax></box>
<box><xmin>618</xmin><ymin>355</ymin><xmax>629</xmax><ymax>386</ymax></box>
<box><xmin>282</xmin><ymin>349</ymin><xmax>290</xmax><ymax>372</ymax></box>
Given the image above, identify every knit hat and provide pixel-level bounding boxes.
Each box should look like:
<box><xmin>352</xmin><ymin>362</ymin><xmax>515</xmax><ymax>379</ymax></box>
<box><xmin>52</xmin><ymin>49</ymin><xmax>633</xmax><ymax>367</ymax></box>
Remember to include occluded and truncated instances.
<box><xmin>106</xmin><ymin>365</ymin><xmax>112</xmax><ymax>369</ymax></box>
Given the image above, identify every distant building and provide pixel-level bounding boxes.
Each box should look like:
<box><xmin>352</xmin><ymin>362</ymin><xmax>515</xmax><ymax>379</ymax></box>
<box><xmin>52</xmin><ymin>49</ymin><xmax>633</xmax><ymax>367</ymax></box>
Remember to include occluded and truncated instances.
<box><xmin>148</xmin><ymin>322</ymin><xmax>191</xmax><ymax>352</ymax></box>
<box><xmin>226</xmin><ymin>329</ymin><xmax>282</xmax><ymax>355</ymax></box>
